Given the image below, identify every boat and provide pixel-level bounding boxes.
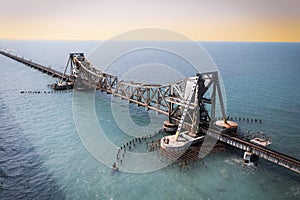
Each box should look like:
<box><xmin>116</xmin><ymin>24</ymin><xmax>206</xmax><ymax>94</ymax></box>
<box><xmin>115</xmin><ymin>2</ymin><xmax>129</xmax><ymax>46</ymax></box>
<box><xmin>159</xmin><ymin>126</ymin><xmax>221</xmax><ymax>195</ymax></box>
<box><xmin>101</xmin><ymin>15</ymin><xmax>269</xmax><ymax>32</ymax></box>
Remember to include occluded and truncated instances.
<box><xmin>250</xmin><ymin>137</ymin><xmax>271</xmax><ymax>147</ymax></box>
<box><xmin>111</xmin><ymin>162</ymin><xmax>119</xmax><ymax>172</ymax></box>
<box><xmin>248</xmin><ymin>131</ymin><xmax>272</xmax><ymax>147</ymax></box>
<box><xmin>51</xmin><ymin>81</ymin><xmax>74</xmax><ymax>90</ymax></box>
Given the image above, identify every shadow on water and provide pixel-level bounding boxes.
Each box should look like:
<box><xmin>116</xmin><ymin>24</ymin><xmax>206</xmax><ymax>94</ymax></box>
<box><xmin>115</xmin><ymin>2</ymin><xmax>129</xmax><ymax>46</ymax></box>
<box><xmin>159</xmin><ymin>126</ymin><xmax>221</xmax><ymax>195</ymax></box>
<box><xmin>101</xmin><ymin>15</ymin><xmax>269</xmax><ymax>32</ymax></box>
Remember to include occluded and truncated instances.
<box><xmin>0</xmin><ymin>97</ymin><xmax>66</xmax><ymax>200</ymax></box>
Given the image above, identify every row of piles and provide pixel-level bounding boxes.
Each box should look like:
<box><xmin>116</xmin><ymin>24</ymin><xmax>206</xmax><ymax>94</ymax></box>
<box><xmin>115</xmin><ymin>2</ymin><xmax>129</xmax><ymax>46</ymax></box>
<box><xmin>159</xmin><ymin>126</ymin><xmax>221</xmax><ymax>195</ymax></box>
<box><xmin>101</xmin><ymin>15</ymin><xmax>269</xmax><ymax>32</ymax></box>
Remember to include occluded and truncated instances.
<box><xmin>113</xmin><ymin>130</ymin><xmax>163</xmax><ymax>169</ymax></box>
<box><xmin>215</xmin><ymin>116</ymin><xmax>262</xmax><ymax>123</ymax></box>
<box><xmin>20</xmin><ymin>90</ymin><xmax>73</xmax><ymax>94</ymax></box>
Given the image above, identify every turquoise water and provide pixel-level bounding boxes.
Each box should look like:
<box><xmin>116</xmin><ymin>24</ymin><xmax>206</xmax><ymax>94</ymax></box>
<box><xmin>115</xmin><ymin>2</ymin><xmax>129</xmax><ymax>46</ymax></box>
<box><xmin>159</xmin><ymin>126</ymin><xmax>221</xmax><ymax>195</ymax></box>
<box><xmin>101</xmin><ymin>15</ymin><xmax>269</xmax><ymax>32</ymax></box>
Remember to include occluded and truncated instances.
<box><xmin>0</xmin><ymin>40</ymin><xmax>299</xmax><ymax>199</ymax></box>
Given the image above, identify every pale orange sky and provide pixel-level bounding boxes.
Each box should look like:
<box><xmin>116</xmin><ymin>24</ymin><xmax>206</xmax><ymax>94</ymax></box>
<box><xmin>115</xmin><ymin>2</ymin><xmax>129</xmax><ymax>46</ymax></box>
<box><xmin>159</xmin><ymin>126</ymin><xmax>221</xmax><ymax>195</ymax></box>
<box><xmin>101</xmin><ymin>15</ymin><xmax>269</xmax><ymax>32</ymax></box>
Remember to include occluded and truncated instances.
<box><xmin>0</xmin><ymin>0</ymin><xmax>299</xmax><ymax>41</ymax></box>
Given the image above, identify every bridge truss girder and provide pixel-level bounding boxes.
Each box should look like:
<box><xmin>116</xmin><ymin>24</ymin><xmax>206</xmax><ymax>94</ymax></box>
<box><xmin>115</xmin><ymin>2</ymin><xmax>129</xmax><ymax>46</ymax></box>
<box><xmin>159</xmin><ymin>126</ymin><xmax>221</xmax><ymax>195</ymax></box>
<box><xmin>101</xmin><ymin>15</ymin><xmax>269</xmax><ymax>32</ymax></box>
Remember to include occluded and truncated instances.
<box><xmin>68</xmin><ymin>53</ymin><xmax>227</xmax><ymax>136</ymax></box>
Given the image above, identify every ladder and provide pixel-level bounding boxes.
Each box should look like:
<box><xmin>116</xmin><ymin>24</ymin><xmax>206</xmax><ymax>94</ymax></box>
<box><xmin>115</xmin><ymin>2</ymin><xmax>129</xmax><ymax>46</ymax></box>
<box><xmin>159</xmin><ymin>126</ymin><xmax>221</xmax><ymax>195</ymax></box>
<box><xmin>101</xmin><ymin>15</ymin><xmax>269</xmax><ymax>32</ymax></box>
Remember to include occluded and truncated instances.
<box><xmin>174</xmin><ymin>77</ymin><xmax>199</xmax><ymax>141</ymax></box>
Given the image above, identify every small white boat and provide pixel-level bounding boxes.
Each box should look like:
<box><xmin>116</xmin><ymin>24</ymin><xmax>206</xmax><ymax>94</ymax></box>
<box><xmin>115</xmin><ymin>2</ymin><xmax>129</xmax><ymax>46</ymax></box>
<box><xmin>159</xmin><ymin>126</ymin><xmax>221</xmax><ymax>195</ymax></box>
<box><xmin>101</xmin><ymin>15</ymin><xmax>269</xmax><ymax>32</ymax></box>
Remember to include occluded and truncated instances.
<box><xmin>250</xmin><ymin>137</ymin><xmax>271</xmax><ymax>147</ymax></box>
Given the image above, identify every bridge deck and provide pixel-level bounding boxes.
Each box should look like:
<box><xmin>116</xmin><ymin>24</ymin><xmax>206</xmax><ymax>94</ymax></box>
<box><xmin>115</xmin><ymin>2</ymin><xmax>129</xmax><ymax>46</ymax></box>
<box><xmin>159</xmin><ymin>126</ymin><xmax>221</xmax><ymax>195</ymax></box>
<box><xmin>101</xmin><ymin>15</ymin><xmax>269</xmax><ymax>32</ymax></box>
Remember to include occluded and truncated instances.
<box><xmin>207</xmin><ymin>129</ymin><xmax>300</xmax><ymax>173</ymax></box>
<box><xmin>0</xmin><ymin>50</ymin><xmax>69</xmax><ymax>81</ymax></box>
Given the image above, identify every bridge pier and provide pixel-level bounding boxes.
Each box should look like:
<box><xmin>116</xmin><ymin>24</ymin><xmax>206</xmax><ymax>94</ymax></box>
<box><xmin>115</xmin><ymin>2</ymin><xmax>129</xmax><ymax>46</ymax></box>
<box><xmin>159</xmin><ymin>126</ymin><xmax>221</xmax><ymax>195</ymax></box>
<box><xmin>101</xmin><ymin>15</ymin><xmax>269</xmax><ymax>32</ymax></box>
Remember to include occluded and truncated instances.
<box><xmin>243</xmin><ymin>151</ymin><xmax>259</xmax><ymax>166</ymax></box>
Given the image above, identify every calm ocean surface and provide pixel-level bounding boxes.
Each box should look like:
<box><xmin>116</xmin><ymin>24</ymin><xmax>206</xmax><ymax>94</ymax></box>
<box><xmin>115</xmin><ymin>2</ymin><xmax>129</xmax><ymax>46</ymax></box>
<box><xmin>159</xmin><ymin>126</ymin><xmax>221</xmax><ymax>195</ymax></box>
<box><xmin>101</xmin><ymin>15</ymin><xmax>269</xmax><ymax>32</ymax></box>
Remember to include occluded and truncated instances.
<box><xmin>0</xmin><ymin>40</ymin><xmax>299</xmax><ymax>199</ymax></box>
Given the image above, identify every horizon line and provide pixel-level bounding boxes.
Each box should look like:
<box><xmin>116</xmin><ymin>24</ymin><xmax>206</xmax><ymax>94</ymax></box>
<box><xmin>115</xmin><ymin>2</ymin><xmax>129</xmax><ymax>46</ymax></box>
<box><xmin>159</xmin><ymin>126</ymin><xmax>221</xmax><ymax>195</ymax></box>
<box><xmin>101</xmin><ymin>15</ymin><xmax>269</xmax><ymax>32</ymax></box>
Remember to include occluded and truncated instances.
<box><xmin>0</xmin><ymin>38</ymin><xmax>299</xmax><ymax>43</ymax></box>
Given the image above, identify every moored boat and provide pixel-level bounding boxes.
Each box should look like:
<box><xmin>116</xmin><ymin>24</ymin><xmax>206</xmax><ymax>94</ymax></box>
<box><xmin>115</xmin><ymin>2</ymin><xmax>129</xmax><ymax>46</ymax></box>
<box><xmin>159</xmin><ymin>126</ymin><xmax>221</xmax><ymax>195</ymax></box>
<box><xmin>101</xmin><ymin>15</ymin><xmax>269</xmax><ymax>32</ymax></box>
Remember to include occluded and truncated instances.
<box><xmin>51</xmin><ymin>81</ymin><xmax>74</xmax><ymax>90</ymax></box>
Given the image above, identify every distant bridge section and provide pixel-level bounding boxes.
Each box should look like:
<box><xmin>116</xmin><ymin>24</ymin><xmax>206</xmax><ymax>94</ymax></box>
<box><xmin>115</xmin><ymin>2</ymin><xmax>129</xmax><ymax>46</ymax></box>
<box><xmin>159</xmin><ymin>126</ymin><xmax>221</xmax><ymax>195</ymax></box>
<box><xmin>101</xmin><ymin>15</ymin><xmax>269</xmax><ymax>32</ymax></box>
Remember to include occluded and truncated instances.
<box><xmin>0</xmin><ymin>50</ymin><xmax>70</xmax><ymax>81</ymax></box>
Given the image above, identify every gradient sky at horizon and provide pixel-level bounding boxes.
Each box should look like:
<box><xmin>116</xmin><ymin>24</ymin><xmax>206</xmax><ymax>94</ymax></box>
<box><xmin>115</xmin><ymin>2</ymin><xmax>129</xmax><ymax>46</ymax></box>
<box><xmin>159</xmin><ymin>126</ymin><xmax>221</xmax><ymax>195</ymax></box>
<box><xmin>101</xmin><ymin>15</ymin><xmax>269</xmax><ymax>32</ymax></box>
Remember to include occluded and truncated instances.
<box><xmin>0</xmin><ymin>0</ymin><xmax>299</xmax><ymax>42</ymax></box>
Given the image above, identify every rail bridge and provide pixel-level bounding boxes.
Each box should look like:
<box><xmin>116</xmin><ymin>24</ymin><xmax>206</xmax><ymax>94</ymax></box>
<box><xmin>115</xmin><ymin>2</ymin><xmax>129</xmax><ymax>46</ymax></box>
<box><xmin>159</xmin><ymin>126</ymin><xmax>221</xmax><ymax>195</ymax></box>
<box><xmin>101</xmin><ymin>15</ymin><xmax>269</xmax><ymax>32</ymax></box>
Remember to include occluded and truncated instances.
<box><xmin>0</xmin><ymin>50</ymin><xmax>70</xmax><ymax>81</ymax></box>
<box><xmin>1</xmin><ymin>50</ymin><xmax>299</xmax><ymax>174</ymax></box>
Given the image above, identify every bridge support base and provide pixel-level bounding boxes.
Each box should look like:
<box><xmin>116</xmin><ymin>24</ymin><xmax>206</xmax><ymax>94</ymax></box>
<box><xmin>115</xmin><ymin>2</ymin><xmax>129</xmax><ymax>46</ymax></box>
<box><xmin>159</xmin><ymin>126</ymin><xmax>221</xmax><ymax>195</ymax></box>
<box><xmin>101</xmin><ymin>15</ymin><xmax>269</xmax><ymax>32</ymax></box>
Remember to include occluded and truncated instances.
<box><xmin>162</xmin><ymin>121</ymin><xmax>177</xmax><ymax>133</ymax></box>
<box><xmin>243</xmin><ymin>151</ymin><xmax>259</xmax><ymax>166</ymax></box>
<box><xmin>160</xmin><ymin>135</ymin><xmax>191</xmax><ymax>152</ymax></box>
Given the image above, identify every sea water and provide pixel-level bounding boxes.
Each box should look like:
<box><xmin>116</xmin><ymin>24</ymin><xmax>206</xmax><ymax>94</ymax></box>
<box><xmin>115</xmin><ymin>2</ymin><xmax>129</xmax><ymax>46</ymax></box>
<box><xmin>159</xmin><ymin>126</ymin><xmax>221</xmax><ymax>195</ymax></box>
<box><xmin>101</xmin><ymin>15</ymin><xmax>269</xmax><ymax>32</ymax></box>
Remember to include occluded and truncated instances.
<box><xmin>0</xmin><ymin>40</ymin><xmax>299</xmax><ymax>199</ymax></box>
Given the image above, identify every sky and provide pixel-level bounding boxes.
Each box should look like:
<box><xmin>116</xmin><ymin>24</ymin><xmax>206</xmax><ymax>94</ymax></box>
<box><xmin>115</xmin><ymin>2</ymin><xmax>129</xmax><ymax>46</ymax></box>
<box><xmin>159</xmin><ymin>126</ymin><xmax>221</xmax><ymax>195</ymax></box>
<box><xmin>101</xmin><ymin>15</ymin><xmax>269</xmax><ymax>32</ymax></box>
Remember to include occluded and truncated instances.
<box><xmin>0</xmin><ymin>0</ymin><xmax>299</xmax><ymax>42</ymax></box>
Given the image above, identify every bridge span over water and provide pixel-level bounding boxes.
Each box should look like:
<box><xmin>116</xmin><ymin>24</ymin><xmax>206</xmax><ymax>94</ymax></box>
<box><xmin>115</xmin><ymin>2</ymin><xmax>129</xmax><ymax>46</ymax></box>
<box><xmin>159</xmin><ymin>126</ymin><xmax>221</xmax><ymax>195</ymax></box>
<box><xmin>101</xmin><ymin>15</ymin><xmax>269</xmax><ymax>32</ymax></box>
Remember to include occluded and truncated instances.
<box><xmin>1</xmin><ymin>50</ymin><xmax>299</xmax><ymax>174</ymax></box>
